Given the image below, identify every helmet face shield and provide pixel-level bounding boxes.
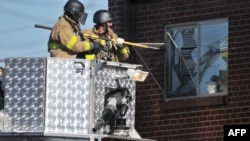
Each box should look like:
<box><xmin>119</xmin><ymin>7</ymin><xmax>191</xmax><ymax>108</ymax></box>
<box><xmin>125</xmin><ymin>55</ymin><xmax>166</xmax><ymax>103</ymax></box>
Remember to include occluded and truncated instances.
<box><xmin>80</xmin><ymin>12</ymin><xmax>88</xmax><ymax>25</ymax></box>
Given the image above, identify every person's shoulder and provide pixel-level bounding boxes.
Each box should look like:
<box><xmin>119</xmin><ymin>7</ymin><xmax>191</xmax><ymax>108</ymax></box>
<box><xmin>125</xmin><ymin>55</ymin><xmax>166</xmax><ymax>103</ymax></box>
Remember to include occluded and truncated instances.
<box><xmin>53</xmin><ymin>16</ymin><xmax>71</xmax><ymax>29</ymax></box>
<box><xmin>82</xmin><ymin>28</ymin><xmax>97</xmax><ymax>40</ymax></box>
<box><xmin>82</xmin><ymin>28</ymin><xmax>93</xmax><ymax>34</ymax></box>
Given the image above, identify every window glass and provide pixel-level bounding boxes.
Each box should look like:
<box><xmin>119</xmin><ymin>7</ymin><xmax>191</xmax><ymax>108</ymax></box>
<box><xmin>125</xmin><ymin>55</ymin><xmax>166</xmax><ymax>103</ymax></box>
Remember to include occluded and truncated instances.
<box><xmin>165</xmin><ymin>19</ymin><xmax>228</xmax><ymax>98</ymax></box>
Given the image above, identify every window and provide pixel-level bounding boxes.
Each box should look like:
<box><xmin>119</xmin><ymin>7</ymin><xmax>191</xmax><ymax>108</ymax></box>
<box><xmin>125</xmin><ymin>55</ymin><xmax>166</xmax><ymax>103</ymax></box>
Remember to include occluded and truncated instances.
<box><xmin>165</xmin><ymin>19</ymin><xmax>228</xmax><ymax>98</ymax></box>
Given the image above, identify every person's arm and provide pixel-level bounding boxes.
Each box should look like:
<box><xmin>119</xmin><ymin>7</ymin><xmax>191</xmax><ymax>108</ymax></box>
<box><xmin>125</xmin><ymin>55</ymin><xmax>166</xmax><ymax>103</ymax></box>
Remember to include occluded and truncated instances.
<box><xmin>56</xmin><ymin>25</ymin><xmax>92</xmax><ymax>53</ymax></box>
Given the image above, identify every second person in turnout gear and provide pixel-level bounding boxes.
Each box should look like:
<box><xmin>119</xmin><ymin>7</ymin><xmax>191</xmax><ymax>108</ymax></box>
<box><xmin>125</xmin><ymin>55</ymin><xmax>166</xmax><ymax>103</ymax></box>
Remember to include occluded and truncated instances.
<box><xmin>48</xmin><ymin>0</ymin><xmax>102</xmax><ymax>58</ymax></box>
<box><xmin>77</xmin><ymin>9</ymin><xmax>130</xmax><ymax>62</ymax></box>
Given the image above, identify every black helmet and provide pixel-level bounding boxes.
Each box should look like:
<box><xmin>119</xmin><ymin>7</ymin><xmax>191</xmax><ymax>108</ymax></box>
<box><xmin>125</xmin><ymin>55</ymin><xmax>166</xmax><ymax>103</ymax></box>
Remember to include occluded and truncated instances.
<box><xmin>93</xmin><ymin>10</ymin><xmax>112</xmax><ymax>24</ymax></box>
<box><xmin>64</xmin><ymin>0</ymin><xmax>87</xmax><ymax>25</ymax></box>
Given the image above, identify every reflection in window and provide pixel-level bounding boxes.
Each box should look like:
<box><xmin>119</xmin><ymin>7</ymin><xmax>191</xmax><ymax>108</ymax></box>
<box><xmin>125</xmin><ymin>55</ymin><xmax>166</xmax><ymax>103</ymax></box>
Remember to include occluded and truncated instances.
<box><xmin>166</xmin><ymin>19</ymin><xmax>228</xmax><ymax>97</ymax></box>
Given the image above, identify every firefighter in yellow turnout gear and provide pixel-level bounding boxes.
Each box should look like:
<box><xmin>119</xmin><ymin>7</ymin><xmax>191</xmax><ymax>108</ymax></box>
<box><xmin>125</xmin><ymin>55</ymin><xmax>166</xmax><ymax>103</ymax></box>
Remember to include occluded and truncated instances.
<box><xmin>48</xmin><ymin>0</ymin><xmax>102</xmax><ymax>58</ymax></box>
<box><xmin>78</xmin><ymin>10</ymin><xmax>130</xmax><ymax>62</ymax></box>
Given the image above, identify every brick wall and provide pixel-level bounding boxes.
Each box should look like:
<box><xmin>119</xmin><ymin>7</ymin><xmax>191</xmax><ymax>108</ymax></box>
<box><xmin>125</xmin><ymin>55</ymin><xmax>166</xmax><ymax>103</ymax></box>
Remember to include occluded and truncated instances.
<box><xmin>109</xmin><ymin>0</ymin><xmax>250</xmax><ymax>141</ymax></box>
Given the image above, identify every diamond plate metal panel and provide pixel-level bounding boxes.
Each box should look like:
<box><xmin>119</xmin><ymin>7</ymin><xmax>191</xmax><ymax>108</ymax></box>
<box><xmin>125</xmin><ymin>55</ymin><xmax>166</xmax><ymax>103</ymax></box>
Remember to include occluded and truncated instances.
<box><xmin>45</xmin><ymin>58</ymin><xmax>90</xmax><ymax>135</ymax></box>
<box><xmin>3</xmin><ymin>57</ymin><xmax>46</xmax><ymax>132</ymax></box>
<box><xmin>93</xmin><ymin>62</ymin><xmax>136</xmax><ymax>129</ymax></box>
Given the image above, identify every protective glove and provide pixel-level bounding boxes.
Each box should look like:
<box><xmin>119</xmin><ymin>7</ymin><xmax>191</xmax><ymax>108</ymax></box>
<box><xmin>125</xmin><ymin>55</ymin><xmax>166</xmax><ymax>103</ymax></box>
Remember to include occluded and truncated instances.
<box><xmin>91</xmin><ymin>41</ymin><xmax>102</xmax><ymax>54</ymax></box>
<box><xmin>115</xmin><ymin>38</ymin><xmax>125</xmax><ymax>47</ymax></box>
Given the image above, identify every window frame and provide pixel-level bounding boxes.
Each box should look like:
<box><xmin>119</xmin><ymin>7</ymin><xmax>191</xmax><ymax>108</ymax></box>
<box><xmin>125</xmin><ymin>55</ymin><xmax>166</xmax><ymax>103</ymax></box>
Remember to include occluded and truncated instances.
<box><xmin>164</xmin><ymin>18</ymin><xmax>228</xmax><ymax>100</ymax></box>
